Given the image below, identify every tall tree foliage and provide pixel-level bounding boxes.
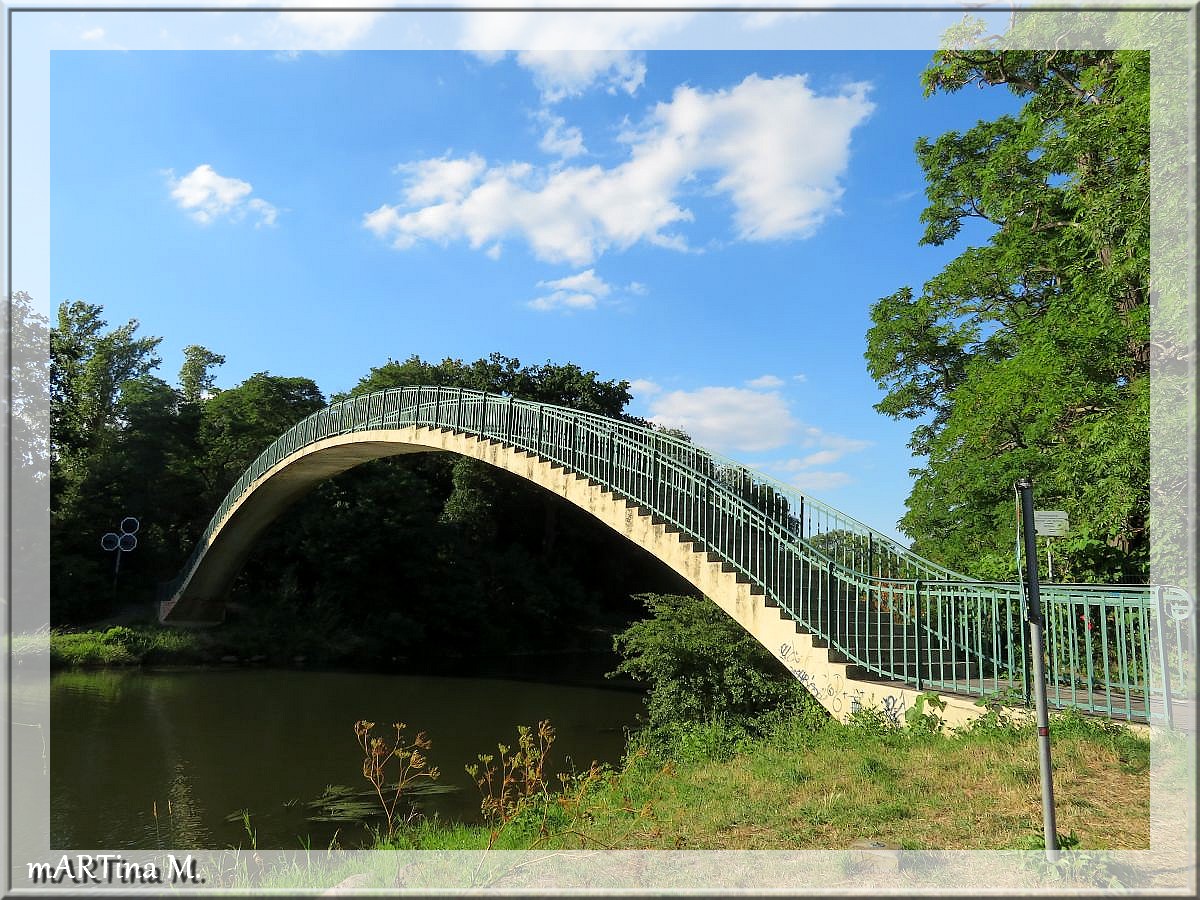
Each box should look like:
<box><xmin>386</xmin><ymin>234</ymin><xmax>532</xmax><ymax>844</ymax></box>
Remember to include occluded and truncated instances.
<box><xmin>8</xmin><ymin>294</ymin><xmax>51</xmax><ymax>630</ymax></box>
<box><xmin>866</xmin><ymin>24</ymin><xmax>1149</xmax><ymax>582</ymax></box>
<box><xmin>611</xmin><ymin>593</ymin><xmax>810</xmax><ymax>728</ymax></box>
<box><xmin>47</xmin><ymin>313</ymin><xmax>688</xmax><ymax>661</ymax></box>
<box><xmin>233</xmin><ymin>352</ymin><xmax>668</xmax><ymax>662</ymax></box>
<box><xmin>50</xmin><ymin>301</ymin><xmax>162</xmax><ymax>471</ymax></box>
<box><xmin>50</xmin><ymin>303</ymin><xmax>165</xmax><ymax>619</ymax></box>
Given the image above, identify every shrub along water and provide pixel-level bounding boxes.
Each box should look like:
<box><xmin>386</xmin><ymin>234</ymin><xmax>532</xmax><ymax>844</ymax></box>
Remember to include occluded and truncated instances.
<box><xmin>49</xmin><ymin>624</ymin><xmax>207</xmax><ymax>668</ymax></box>
<box><xmin>338</xmin><ymin>705</ymin><xmax>1147</xmax><ymax>855</ymax></box>
<box><xmin>334</xmin><ymin>592</ymin><xmax>1149</xmax><ymax>857</ymax></box>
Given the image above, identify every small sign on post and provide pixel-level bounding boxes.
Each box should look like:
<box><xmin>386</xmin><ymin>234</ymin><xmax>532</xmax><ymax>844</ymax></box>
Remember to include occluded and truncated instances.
<box><xmin>1033</xmin><ymin>510</ymin><xmax>1068</xmax><ymax>537</ymax></box>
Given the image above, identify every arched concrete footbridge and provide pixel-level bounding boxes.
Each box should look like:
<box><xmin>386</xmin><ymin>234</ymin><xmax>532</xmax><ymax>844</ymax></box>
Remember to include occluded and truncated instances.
<box><xmin>160</xmin><ymin>387</ymin><xmax>1193</xmax><ymax>728</ymax></box>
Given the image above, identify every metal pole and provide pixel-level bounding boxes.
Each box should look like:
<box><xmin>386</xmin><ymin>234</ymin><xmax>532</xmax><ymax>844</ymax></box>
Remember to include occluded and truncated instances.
<box><xmin>914</xmin><ymin>579</ymin><xmax>924</xmax><ymax>691</ymax></box>
<box><xmin>112</xmin><ymin>548</ymin><xmax>122</xmax><ymax>603</ymax></box>
<box><xmin>1015</xmin><ymin>492</ymin><xmax>1031</xmax><ymax>706</ymax></box>
<box><xmin>1154</xmin><ymin>586</ymin><xmax>1175</xmax><ymax>729</ymax></box>
<box><xmin>1016</xmin><ymin>477</ymin><xmax>1060</xmax><ymax>863</ymax></box>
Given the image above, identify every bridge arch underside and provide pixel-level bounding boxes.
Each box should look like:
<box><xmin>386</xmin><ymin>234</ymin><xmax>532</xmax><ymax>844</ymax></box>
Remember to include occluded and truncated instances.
<box><xmin>161</xmin><ymin>426</ymin><xmax>997</xmax><ymax>728</ymax></box>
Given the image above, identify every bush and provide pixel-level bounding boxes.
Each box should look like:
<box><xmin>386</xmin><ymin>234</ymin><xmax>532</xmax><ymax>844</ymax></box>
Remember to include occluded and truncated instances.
<box><xmin>50</xmin><ymin>630</ymin><xmax>138</xmax><ymax>667</ymax></box>
<box><xmin>630</xmin><ymin>718</ymin><xmax>755</xmax><ymax>767</ymax></box>
<box><xmin>49</xmin><ymin>624</ymin><xmax>207</xmax><ymax>668</ymax></box>
<box><xmin>611</xmin><ymin>593</ymin><xmax>820</xmax><ymax>732</ymax></box>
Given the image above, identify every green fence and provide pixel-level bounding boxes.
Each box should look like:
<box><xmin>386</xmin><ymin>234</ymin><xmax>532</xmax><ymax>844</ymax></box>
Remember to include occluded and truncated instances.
<box><xmin>163</xmin><ymin>387</ymin><xmax>1195</xmax><ymax>726</ymax></box>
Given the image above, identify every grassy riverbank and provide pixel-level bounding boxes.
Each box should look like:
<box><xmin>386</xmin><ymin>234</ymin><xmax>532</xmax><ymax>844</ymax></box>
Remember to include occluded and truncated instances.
<box><xmin>369</xmin><ymin>709</ymin><xmax>1150</xmax><ymax>852</ymax></box>
<box><xmin>194</xmin><ymin>706</ymin><xmax>1164</xmax><ymax>891</ymax></box>
<box><xmin>43</xmin><ymin>615</ymin><xmax>624</xmax><ymax>675</ymax></box>
<box><xmin>47</xmin><ymin>625</ymin><xmax>209</xmax><ymax>667</ymax></box>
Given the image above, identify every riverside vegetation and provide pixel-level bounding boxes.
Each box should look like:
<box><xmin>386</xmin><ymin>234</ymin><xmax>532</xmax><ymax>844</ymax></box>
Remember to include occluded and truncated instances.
<box><xmin>338</xmin><ymin>594</ymin><xmax>1151</xmax><ymax>856</ymax></box>
<box><xmin>176</xmin><ymin>589</ymin><xmax>1158</xmax><ymax>892</ymax></box>
<box><xmin>72</xmin><ymin>594</ymin><xmax>1152</xmax><ymax>863</ymax></box>
<box><xmin>148</xmin><ymin>591</ymin><xmax>1142</xmax><ymax>876</ymax></box>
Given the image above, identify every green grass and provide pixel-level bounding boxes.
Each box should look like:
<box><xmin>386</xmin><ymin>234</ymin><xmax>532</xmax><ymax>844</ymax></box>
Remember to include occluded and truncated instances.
<box><xmin>275</xmin><ymin>707</ymin><xmax>1148</xmax><ymax>856</ymax></box>
<box><xmin>49</xmin><ymin>625</ymin><xmax>208</xmax><ymax>668</ymax></box>
<box><xmin>195</xmin><ymin>705</ymin><xmax>1153</xmax><ymax>891</ymax></box>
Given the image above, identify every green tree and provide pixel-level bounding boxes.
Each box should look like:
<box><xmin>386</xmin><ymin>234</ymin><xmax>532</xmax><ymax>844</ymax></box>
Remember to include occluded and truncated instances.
<box><xmin>865</xmin><ymin>27</ymin><xmax>1149</xmax><ymax>582</ymax></box>
<box><xmin>50</xmin><ymin>301</ymin><xmax>162</xmax><ymax>471</ymax></box>
<box><xmin>346</xmin><ymin>352</ymin><xmax>632</xmax><ymax>415</ymax></box>
<box><xmin>49</xmin><ymin>302</ymin><xmax>164</xmax><ymax>620</ymax></box>
<box><xmin>218</xmin><ymin>352</ymin><xmax>668</xmax><ymax>666</ymax></box>
<box><xmin>8</xmin><ymin>293</ymin><xmax>51</xmax><ymax>631</ymax></box>
<box><xmin>197</xmin><ymin>372</ymin><xmax>324</xmax><ymax>500</ymax></box>
<box><xmin>178</xmin><ymin>345</ymin><xmax>225</xmax><ymax>404</ymax></box>
<box><xmin>611</xmin><ymin>593</ymin><xmax>808</xmax><ymax>728</ymax></box>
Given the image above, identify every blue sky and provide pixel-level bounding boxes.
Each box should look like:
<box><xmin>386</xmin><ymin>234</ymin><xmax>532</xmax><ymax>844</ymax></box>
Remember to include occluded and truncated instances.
<box><xmin>43</xmin><ymin>14</ymin><xmax>1022</xmax><ymax>542</ymax></box>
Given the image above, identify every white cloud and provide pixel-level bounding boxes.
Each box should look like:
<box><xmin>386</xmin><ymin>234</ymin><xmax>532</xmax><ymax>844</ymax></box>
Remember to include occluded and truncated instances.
<box><xmin>365</xmin><ymin>74</ymin><xmax>873</xmax><ymax>264</ymax></box>
<box><xmin>793</xmin><ymin>373</ymin><xmax>808</xmax><ymax>383</ymax></box>
<box><xmin>81</xmin><ymin>27</ymin><xmax>105</xmax><ymax>41</ymax></box>
<box><xmin>789</xmin><ymin>471</ymin><xmax>852</xmax><ymax>492</ymax></box>
<box><xmin>538</xmin><ymin>113</ymin><xmax>587</xmax><ymax>160</ymax></box>
<box><xmin>167</xmin><ymin>164</ymin><xmax>278</xmax><ymax>227</ymax></box>
<box><xmin>798</xmin><ymin>426</ymin><xmax>871</xmax><ymax>455</ymax></box>
<box><xmin>458</xmin><ymin>11</ymin><xmax>691</xmax><ymax>102</ymax></box>
<box><xmin>739</xmin><ymin>10</ymin><xmax>819</xmax><ymax>31</ymax></box>
<box><xmin>648</xmin><ymin>386</ymin><xmax>795</xmax><ymax>453</ymax></box>
<box><xmin>246</xmin><ymin>197</ymin><xmax>278</xmax><ymax>227</ymax></box>
<box><xmin>630</xmin><ymin>378</ymin><xmax>662</xmax><ymax>397</ymax></box>
<box><xmin>796</xmin><ymin>450</ymin><xmax>842</xmax><ymax>468</ymax></box>
<box><xmin>528</xmin><ymin>292</ymin><xmax>597</xmax><ymax>312</ymax></box>
<box><xmin>397</xmin><ymin>155</ymin><xmax>488</xmax><ymax>205</ymax></box>
<box><xmin>269</xmin><ymin>11</ymin><xmax>380</xmax><ymax>51</ymax></box>
<box><xmin>527</xmin><ymin>268</ymin><xmax>613</xmax><ymax>312</ymax></box>
<box><xmin>627</xmin><ymin>281</ymin><xmax>648</xmax><ymax>296</ymax></box>
<box><xmin>763</xmin><ymin>423</ymin><xmax>871</xmax><ymax>490</ymax></box>
<box><xmin>746</xmin><ymin>374</ymin><xmax>784</xmax><ymax>389</ymax></box>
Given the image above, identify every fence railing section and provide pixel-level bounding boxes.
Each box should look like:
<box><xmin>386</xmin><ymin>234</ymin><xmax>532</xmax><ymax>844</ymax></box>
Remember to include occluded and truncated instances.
<box><xmin>163</xmin><ymin>387</ymin><xmax>1195</xmax><ymax>726</ymax></box>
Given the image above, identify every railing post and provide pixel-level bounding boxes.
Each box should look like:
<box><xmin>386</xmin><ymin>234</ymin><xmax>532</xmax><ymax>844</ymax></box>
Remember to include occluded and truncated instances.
<box><xmin>607</xmin><ymin>428</ymin><xmax>616</xmax><ymax>490</ymax></box>
<box><xmin>506</xmin><ymin>396</ymin><xmax>514</xmax><ymax>445</ymax></box>
<box><xmin>479</xmin><ymin>391</ymin><xmax>487</xmax><ymax>437</ymax></box>
<box><xmin>433</xmin><ymin>386</ymin><xmax>442</xmax><ymax>428</ymax></box>
<box><xmin>651</xmin><ymin>439</ymin><xmax>660</xmax><ymax>511</ymax></box>
<box><xmin>867</xmin><ymin>532</ymin><xmax>874</xmax><ymax>609</ymax></box>
<box><xmin>536</xmin><ymin>404</ymin><xmax>543</xmax><ymax>455</ymax></box>
<box><xmin>914</xmin><ymin>579</ymin><xmax>924</xmax><ymax>691</ymax></box>
<box><xmin>798</xmin><ymin>497</ymin><xmax>805</xmax><ymax>540</ymax></box>
<box><xmin>456</xmin><ymin>388</ymin><xmax>464</xmax><ymax>431</ymax></box>
<box><xmin>1155</xmin><ymin>585</ymin><xmax>1175</xmax><ymax>729</ymax></box>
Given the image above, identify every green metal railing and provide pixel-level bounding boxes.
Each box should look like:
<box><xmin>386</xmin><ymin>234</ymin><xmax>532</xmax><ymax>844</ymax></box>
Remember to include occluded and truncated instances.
<box><xmin>163</xmin><ymin>386</ymin><xmax>1195</xmax><ymax>726</ymax></box>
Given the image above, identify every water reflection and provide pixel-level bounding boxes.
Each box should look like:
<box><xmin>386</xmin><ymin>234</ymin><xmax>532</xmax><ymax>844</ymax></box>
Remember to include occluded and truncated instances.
<box><xmin>51</xmin><ymin>667</ymin><xmax>641</xmax><ymax>849</ymax></box>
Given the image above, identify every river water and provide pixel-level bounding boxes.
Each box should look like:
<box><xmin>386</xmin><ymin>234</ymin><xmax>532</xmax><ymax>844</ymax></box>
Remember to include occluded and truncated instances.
<box><xmin>50</xmin><ymin>665</ymin><xmax>643</xmax><ymax>850</ymax></box>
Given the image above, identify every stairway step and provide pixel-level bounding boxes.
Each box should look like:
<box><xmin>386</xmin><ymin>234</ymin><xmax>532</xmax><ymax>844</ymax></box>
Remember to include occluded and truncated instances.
<box><xmin>826</xmin><ymin>645</ymin><xmax>962</xmax><ymax>666</ymax></box>
<box><xmin>845</xmin><ymin>661</ymin><xmax>975</xmax><ymax>682</ymax></box>
<box><xmin>818</xmin><ymin>632</ymin><xmax>954</xmax><ymax>653</ymax></box>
